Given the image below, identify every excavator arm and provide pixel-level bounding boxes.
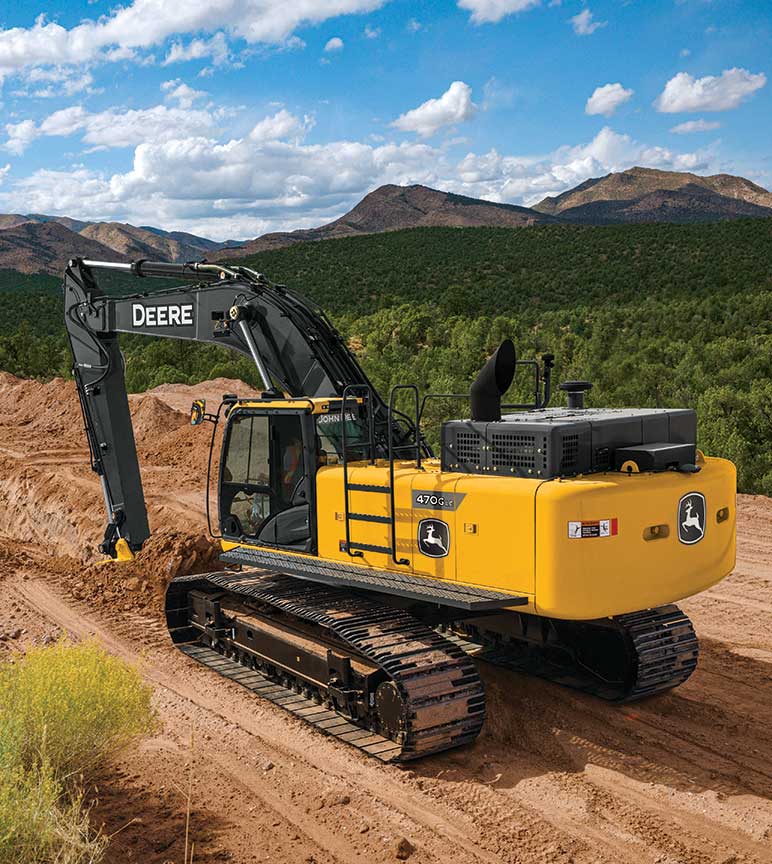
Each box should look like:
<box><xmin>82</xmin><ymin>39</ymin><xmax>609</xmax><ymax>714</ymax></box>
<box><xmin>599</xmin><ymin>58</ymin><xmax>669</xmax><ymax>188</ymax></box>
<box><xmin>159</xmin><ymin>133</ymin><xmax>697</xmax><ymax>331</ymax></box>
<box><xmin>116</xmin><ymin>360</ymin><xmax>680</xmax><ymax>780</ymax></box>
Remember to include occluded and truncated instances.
<box><xmin>63</xmin><ymin>257</ymin><xmax>393</xmax><ymax>558</ymax></box>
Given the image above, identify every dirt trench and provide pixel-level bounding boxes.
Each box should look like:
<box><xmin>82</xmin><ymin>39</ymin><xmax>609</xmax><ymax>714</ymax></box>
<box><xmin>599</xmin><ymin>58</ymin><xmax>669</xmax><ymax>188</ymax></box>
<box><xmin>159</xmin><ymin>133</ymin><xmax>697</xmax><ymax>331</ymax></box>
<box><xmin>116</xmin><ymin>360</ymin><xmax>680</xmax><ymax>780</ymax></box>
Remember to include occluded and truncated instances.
<box><xmin>0</xmin><ymin>373</ymin><xmax>771</xmax><ymax>864</ymax></box>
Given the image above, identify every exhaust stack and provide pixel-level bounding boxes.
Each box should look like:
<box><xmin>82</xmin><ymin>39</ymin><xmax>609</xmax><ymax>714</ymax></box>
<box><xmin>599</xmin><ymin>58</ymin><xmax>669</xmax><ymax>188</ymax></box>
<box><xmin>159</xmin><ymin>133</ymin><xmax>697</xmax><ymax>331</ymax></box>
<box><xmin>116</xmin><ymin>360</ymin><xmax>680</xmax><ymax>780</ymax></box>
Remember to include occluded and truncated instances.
<box><xmin>470</xmin><ymin>340</ymin><xmax>516</xmax><ymax>422</ymax></box>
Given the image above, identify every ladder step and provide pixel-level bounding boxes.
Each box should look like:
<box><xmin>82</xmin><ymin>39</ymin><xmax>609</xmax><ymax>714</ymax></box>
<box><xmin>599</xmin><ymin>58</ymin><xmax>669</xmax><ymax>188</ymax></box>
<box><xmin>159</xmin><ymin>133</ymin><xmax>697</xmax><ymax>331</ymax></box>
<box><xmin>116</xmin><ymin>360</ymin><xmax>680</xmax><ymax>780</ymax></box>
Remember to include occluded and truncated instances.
<box><xmin>347</xmin><ymin>542</ymin><xmax>394</xmax><ymax>555</ymax></box>
<box><xmin>349</xmin><ymin>512</ymin><xmax>392</xmax><ymax>524</ymax></box>
<box><xmin>348</xmin><ymin>483</ymin><xmax>391</xmax><ymax>493</ymax></box>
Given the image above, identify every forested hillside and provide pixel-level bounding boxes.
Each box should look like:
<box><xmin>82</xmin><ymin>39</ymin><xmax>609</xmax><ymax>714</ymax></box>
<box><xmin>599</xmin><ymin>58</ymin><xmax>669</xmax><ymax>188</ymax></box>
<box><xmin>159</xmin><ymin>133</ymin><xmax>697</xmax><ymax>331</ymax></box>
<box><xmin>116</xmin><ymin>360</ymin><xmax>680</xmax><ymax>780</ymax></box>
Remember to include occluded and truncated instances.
<box><xmin>1</xmin><ymin>218</ymin><xmax>770</xmax><ymax>493</ymax></box>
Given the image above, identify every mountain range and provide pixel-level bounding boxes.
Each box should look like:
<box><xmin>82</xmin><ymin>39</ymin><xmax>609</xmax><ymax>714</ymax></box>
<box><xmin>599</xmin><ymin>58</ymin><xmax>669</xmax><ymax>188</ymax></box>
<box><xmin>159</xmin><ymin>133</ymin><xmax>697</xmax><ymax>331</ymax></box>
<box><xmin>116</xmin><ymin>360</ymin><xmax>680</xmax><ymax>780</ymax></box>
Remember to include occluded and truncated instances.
<box><xmin>533</xmin><ymin>167</ymin><xmax>772</xmax><ymax>224</ymax></box>
<box><xmin>2</xmin><ymin>167</ymin><xmax>771</xmax><ymax>275</ymax></box>
<box><xmin>209</xmin><ymin>184</ymin><xmax>560</xmax><ymax>260</ymax></box>
<box><xmin>0</xmin><ymin>214</ymin><xmax>246</xmax><ymax>275</ymax></box>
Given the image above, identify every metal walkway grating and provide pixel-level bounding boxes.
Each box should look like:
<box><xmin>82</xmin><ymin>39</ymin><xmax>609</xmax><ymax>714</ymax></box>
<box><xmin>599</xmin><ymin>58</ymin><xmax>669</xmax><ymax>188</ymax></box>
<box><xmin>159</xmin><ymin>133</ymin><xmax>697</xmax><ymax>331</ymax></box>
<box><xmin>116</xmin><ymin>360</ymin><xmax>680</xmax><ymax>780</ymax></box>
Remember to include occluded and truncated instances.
<box><xmin>219</xmin><ymin>546</ymin><xmax>527</xmax><ymax>611</ymax></box>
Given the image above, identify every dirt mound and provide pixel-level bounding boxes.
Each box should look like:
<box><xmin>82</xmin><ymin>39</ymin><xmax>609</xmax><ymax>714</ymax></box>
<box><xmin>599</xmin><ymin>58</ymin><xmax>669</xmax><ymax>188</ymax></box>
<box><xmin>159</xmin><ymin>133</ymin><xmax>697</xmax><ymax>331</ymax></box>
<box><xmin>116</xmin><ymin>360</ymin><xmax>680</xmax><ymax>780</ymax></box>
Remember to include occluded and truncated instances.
<box><xmin>138</xmin><ymin>425</ymin><xmax>215</xmax><ymax>483</ymax></box>
<box><xmin>0</xmin><ymin>375</ymin><xmax>234</xmax><ymax>455</ymax></box>
<box><xmin>0</xmin><ymin>376</ymin><xmax>85</xmax><ymax>446</ymax></box>
<box><xmin>54</xmin><ymin>530</ymin><xmax>221</xmax><ymax>615</ymax></box>
<box><xmin>0</xmin><ymin>375</ymin><xmax>215</xmax><ymax>559</ymax></box>
<box><xmin>128</xmin><ymin>393</ymin><xmax>189</xmax><ymax>441</ymax></box>
<box><xmin>146</xmin><ymin>377</ymin><xmax>260</xmax><ymax>413</ymax></box>
<box><xmin>0</xmin><ymin>453</ymin><xmax>103</xmax><ymax>558</ymax></box>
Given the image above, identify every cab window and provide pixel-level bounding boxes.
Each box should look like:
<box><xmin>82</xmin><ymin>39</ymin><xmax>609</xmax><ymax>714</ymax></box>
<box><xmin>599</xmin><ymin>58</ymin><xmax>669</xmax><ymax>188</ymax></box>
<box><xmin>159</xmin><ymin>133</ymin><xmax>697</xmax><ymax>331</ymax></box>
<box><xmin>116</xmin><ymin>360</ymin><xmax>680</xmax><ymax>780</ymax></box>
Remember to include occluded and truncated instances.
<box><xmin>220</xmin><ymin>411</ymin><xmax>311</xmax><ymax>550</ymax></box>
<box><xmin>315</xmin><ymin>410</ymin><xmax>369</xmax><ymax>464</ymax></box>
<box><xmin>221</xmin><ymin>414</ymin><xmax>271</xmax><ymax>535</ymax></box>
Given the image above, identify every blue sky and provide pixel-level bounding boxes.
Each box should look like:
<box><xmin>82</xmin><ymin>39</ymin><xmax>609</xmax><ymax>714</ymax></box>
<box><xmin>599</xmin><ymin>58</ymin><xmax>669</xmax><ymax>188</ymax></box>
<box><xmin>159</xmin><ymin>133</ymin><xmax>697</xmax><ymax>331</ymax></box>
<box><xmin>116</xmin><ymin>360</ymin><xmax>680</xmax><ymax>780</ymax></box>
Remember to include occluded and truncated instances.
<box><xmin>0</xmin><ymin>0</ymin><xmax>769</xmax><ymax>239</ymax></box>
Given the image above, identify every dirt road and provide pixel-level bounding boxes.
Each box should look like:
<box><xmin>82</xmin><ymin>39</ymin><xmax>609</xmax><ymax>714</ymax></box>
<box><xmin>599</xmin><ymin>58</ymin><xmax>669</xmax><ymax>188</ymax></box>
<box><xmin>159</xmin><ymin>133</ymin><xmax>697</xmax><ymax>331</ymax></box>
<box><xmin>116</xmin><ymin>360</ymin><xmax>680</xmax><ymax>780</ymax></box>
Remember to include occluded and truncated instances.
<box><xmin>1</xmin><ymin>374</ymin><xmax>770</xmax><ymax>864</ymax></box>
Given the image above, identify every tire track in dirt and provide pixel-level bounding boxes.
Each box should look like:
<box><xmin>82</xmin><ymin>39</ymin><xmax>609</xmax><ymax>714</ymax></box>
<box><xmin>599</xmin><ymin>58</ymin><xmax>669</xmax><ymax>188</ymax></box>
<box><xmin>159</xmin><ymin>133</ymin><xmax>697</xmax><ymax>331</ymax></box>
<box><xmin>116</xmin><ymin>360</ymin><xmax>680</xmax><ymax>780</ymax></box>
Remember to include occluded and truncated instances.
<box><xmin>9</xmin><ymin>575</ymin><xmax>527</xmax><ymax>863</ymax></box>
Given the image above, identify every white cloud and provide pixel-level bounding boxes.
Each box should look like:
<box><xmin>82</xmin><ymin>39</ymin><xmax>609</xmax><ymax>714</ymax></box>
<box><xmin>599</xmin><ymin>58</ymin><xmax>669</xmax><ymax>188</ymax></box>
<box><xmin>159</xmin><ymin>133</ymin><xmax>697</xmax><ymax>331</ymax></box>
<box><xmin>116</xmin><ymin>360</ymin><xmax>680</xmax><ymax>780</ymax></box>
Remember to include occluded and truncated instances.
<box><xmin>0</xmin><ymin>118</ymin><xmax>715</xmax><ymax>240</ymax></box>
<box><xmin>363</xmin><ymin>25</ymin><xmax>381</xmax><ymax>38</ymax></box>
<box><xmin>163</xmin><ymin>32</ymin><xmax>230</xmax><ymax>66</ymax></box>
<box><xmin>324</xmin><ymin>37</ymin><xmax>344</xmax><ymax>52</ymax></box>
<box><xmin>585</xmin><ymin>82</ymin><xmax>634</xmax><ymax>117</ymax></box>
<box><xmin>571</xmin><ymin>8</ymin><xmax>606</xmax><ymax>35</ymax></box>
<box><xmin>161</xmin><ymin>78</ymin><xmax>208</xmax><ymax>108</ymax></box>
<box><xmin>458</xmin><ymin>0</ymin><xmax>540</xmax><ymax>25</ymax></box>
<box><xmin>82</xmin><ymin>106</ymin><xmax>218</xmax><ymax>149</ymax></box>
<box><xmin>391</xmin><ymin>81</ymin><xmax>477</xmax><ymax>138</ymax></box>
<box><xmin>0</xmin><ymin>2</ymin><xmax>385</xmax><ymax>77</ymax></box>
<box><xmin>456</xmin><ymin>126</ymin><xmax>713</xmax><ymax>206</ymax></box>
<box><xmin>654</xmin><ymin>67</ymin><xmax>766</xmax><ymax>113</ymax></box>
<box><xmin>39</xmin><ymin>105</ymin><xmax>88</xmax><ymax>137</ymax></box>
<box><xmin>14</xmin><ymin>67</ymin><xmax>98</xmax><ymax>98</ymax></box>
<box><xmin>3</xmin><ymin>102</ymin><xmax>218</xmax><ymax>154</ymax></box>
<box><xmin>406</xmin><ymin>18</ymin><xmax>422</xmax><ymax>33</ymax></box>
<box><xmin>4</xmin><ymin>120</ymin><xmax>38</xmax><ymax>155</ymax></box>
<box><xmin>0</xmin><ymin>164</ymin><xmax>9</xmax><ymax>185</ymax></box>
<box><xmin>249</xmin><ymin>109</ymin><xmax>314</xmax><ymax>142</ymax></box>
<box><xmin>670</xmin><ymin>118</ymin><xmax>722</xmax><ymax>134</ymax></box>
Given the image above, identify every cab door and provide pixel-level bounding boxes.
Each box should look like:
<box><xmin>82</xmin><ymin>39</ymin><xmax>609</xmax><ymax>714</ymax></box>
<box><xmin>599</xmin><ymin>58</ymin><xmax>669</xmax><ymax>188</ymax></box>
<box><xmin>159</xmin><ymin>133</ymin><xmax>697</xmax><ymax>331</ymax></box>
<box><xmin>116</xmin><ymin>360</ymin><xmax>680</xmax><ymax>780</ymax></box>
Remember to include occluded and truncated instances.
<box><xmin>219</xmin><ymin>408</ymin><xmax>316</xmax><ymax>551</ymax></box>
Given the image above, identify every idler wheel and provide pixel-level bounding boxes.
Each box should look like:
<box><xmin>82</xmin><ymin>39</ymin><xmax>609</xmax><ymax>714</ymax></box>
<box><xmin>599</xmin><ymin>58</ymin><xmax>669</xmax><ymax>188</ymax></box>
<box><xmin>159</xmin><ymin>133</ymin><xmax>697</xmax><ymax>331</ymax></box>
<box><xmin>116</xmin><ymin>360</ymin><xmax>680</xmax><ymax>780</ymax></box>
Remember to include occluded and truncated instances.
<box><xmin>375</xmin><ymin>681</ymin><xmax>405</xmax><ymax>740</ymax></box>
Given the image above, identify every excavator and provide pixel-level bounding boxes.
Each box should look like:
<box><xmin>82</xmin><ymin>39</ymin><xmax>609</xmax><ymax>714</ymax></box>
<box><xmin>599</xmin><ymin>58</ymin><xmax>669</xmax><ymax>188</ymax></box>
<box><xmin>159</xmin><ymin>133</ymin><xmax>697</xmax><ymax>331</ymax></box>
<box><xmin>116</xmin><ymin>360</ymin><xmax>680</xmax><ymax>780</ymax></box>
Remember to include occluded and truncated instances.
<box><xmin>65</xmin><ymin>257</ymin><xmax>736</xmax><ymax>761</ymax></box>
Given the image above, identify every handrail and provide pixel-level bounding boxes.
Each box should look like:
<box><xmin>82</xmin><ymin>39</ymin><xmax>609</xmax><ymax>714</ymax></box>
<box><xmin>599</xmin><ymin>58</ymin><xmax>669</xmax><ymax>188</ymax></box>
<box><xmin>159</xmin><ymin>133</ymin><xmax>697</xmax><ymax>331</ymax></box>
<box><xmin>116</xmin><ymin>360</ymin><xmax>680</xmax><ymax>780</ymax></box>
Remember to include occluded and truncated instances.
<box><xmin>340</xmin><ymin>384</ymin><xmax>376</xmax><ymax>557</ymax></box>
<box><xmin>388</xmin><ymin>385</ymin><xmax>421</xmax><ymax>566</ymax></box>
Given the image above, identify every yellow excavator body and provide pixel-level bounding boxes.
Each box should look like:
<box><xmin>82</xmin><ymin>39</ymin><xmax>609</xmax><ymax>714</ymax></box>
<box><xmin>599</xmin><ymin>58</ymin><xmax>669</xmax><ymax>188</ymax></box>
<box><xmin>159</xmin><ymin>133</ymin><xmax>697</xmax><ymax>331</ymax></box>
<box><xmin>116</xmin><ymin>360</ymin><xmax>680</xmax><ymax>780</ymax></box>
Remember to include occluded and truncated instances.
<box><xmin>220</xmin><ymin>451</ymin><xmax>735</xmax><ymax>621</ymax></box>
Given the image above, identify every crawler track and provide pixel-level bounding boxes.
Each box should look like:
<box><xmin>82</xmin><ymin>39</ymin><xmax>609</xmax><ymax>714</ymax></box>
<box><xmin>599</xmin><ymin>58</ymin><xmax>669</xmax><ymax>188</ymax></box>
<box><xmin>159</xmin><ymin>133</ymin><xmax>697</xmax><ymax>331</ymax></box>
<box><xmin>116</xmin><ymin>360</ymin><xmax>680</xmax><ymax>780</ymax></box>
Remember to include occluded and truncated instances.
<box><xmin>616</xmin><ymin>605</ymin><xmax>699</xmax><ymax>699</ymax></box>
<box><xmin>449</xmin><ymin>603</ymin><xmax>699</xmax><ymax>702</ymax></box>
<box><xmin>166</xmin><ymin>570</ymin><xmax>486</xmax><ymax>761</ymax></box>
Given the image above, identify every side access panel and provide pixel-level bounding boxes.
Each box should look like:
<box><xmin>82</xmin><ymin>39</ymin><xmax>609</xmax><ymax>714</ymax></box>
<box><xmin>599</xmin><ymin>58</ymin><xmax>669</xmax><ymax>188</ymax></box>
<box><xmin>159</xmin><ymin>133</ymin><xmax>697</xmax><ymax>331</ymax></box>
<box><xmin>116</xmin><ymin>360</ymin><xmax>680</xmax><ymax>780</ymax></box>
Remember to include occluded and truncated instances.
<box><xmin>315</xmin><ymin>463</ymin><xmax>415</xmax><ymax>571</ymax></box>
<box><xmin>453</xmin><ymin>475</ymin><xmax>540</xmax><ymax>598</ymax></box>
<box><xmin>410</xmin><ymin>474</ymin><xmax>461</xmax><ymax>582</ymax></box>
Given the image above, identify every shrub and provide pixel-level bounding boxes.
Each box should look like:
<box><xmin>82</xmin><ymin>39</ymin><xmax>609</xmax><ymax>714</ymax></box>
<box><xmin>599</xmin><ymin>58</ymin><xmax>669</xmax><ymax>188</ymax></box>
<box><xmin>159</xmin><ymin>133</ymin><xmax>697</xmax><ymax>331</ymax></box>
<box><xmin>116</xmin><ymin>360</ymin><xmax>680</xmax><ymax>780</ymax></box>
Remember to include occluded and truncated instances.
<box><xmin>0</xmin><ymin>760</ymin><xmax>108</xmax><ymax>864</ymax></box>
<box><xmin>0</xmin><ymin>640</ymin><xmax>156</xmax><ymax>864</ymax></box>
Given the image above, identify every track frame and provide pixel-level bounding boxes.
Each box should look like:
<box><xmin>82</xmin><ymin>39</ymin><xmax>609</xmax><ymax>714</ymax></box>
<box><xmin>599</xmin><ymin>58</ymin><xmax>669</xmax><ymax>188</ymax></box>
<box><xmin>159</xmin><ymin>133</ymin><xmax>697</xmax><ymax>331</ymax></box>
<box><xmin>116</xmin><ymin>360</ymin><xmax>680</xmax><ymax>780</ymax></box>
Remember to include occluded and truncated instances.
<box><xmin>167</xmin><ymin>570</ymin><xmax>486</xmax><ymax>761</ymax></box>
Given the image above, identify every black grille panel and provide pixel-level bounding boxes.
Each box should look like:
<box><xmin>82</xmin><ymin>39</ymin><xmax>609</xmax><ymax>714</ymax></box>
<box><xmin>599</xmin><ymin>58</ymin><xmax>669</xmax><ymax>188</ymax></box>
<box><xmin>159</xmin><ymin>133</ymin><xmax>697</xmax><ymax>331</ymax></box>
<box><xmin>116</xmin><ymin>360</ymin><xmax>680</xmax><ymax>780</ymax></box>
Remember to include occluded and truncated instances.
<box><xmin>560</xmin><ymin>433</ymin><xmax>579</xmax><ymax>473</ymax></box>
<box><xmin>441</xmin><ymin>406</ymin><xmax>696</xmax><ymax>479</ymax></box>
<box><xmin>491</xmin><ymin>432</ymin><xmax>537</xmax><ymax>469</ymax></box>
<box><xmin>455</xmin><ymin>431</ymin><xmax>481</xmax><ymax>464</ymax></box>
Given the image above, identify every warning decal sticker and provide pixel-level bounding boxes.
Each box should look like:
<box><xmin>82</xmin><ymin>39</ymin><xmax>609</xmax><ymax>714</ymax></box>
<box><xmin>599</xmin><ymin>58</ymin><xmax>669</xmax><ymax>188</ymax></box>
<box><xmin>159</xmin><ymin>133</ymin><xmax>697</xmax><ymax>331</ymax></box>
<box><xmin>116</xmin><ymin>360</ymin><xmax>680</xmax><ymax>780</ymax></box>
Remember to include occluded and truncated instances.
<box><xmin>568</xmin><ymin>518</ymin><xmax>618</xmax><ymax>539</ymax></box>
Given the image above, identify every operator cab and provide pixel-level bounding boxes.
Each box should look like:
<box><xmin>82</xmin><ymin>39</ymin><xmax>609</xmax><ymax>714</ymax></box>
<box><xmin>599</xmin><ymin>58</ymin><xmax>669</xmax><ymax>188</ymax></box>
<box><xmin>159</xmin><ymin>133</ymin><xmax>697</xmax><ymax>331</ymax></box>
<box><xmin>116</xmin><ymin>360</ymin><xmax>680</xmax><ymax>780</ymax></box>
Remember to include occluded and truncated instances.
<box><xmin>212</xmin><ymin>398</ymin><xmax>370</xmax><ymax>552</ymax></box>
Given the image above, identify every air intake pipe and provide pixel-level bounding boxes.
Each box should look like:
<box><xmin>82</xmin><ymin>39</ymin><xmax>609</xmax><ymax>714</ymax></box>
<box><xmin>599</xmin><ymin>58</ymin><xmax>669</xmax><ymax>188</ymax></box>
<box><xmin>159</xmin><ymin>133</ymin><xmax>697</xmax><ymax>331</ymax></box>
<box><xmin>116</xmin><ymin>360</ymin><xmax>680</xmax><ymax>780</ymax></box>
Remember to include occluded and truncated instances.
<box><xmin>559</xmin><ymin>380</ymin><xmax>593</xmax><ymax>410</ymax></box>
<box><xmin>470</xmin><ymin>339</ymin><xmax>516</xmax><ymax>422</ymax></box>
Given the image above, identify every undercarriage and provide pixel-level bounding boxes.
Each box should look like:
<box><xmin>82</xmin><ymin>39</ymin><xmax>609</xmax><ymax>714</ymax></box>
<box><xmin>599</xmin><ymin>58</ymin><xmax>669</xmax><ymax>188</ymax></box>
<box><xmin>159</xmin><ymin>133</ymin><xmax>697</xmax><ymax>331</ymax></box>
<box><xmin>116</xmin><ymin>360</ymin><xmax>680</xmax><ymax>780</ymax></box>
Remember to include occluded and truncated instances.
<box><xmin>445</xmin><ymin>604</ymin><xmax>699</xmax><ymax>701</ymax></box>
<box><xmin>166</xmin><ymin>570</ymin><xmax>699</xmax><ymax>760</ymax></box>
<box><xmin>166</xmin><ymin>571</ymin><xmax>486</xmax><ymax>761</ymax></box>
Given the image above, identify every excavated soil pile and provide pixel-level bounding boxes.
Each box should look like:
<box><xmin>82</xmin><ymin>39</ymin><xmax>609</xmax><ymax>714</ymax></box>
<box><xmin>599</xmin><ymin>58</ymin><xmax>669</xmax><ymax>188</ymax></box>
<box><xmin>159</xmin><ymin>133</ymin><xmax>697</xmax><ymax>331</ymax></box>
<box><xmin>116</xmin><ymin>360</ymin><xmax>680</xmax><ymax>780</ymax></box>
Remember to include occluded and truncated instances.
<box><xmin>130</xmin><ymin>393</ymin><xmax>190</xmax><ymax>439</ymax></box>
<box><xmin>0</xmin><ymin>373</ymin><xmax>221</xmax><ymax>558</ymax></box>
<box><xmin>0</xmin><ymin>374</ymin><xmax>85</xmax><ymax>446</ymax></box>
<box><xmin>146</xmin><ymin>377</ymin><xmax>261</xmax><ymax>412</ymax></box>
<box><xmin>135</xmin><ymin>378</ymin><xmax>262</xmax><ymax>480</ymax></box>
<box><xmin>51</xmin><ymin>531</ymin><xmax>220</xmax><ymax>615</ymax></box>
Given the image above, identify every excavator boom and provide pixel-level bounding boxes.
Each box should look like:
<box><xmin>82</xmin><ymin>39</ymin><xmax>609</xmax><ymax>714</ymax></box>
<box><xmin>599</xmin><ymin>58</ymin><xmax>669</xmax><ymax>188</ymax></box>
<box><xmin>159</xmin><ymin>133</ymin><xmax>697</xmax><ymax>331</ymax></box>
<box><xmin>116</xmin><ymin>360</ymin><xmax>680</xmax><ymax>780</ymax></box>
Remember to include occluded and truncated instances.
<box><xmin>63</xmin><ymin>257</ymin><xmax>395</xmax><ymax>557</ymax></box>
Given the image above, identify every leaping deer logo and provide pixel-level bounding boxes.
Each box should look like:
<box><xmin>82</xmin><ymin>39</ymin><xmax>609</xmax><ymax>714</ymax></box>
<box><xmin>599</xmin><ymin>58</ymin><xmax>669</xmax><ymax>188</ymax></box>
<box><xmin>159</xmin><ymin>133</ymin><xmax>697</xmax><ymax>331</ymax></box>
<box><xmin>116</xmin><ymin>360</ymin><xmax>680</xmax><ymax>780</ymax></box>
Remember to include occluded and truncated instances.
<box><xmin>419</xmin><ymin>520</ymin><xmax>450</xmax><ymax>557</ymax></box>
<box><xmin>682</xmin><ymin>498</ymin><xmax>703</xmax><ymax>535</ymax></box>
<box><xmin>678</xmin><ymin>492</ymin><xmax>706</xmax><ymax>544</ymax></box>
